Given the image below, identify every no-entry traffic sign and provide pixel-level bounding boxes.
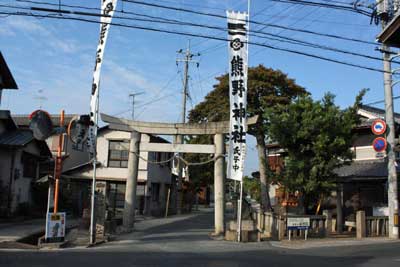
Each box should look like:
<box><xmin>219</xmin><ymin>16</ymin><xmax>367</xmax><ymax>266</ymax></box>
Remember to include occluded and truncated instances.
<box><xmin>372</xmin><ymin>137</ymin><xmax>387</xmax><ymax>153</ymax></box>
<box><xmin>371</xmin><ymin>119</ymin><xmax>387</xmax><ymax>135</ymax></box>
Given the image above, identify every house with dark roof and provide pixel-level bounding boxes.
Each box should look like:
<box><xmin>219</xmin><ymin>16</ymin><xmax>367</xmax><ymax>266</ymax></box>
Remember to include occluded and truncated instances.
<box><xmin>13</xmin><ymin>114</ymin><xmax>91</xmax><ymax>172</ymax></box>
<box><xmin>62</xmin><ymin>127</ymin><xmax>174</xmax><ymax>218</ymax></box>
<box><xmin>0</xmin><ymin>110</ymin><xmax>52</xmax><ymax>216</ymax></box>
<box><xmin>267</xmin><ymin>105</ymin><xmax>400</xmax><ymax>223</ymax></box>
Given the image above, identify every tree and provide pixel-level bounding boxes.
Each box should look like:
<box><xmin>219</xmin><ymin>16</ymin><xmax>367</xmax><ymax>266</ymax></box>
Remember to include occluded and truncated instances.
<box><xmin>267</xmin><ymin>91</ymin><xmax>366</xmax><ymax>212</ymax></box>
<box><xmin>187</xmin><ymin>65</ymin><xmax>307</xmax><ymax>210</ymax></box>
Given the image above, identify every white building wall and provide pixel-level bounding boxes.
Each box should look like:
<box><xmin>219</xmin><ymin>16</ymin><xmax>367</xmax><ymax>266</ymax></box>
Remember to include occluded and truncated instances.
<box><xmin>351</xmin><ymin>145</ymin><xmax>385</xmax><ymax>160</ymax></box>
<box><xmin>46</xmin><ymin>134</ymin><xmax>91</xmax><ymax>171</ymax></box>
<box><xmin>71</xmin><ymin>129</ymin><xmax>173</xmax><ymax>184</ymax></box>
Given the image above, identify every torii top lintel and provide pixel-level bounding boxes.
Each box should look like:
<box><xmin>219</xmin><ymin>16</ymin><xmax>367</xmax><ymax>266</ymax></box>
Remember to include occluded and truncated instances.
<box><xmin>101</xmin><ymin>113</ymin><xmax>258</xmax><ymax>135</ymax></box>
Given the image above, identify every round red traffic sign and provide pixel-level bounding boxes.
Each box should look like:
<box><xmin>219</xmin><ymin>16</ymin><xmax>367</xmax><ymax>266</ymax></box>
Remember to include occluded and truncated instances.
<box><xmin>372</xmin><ymin>137</ymin><xmax>387</xmax><ymax>153</ymax></box>
<box><xmin>371</xmin><ymin>119</ymin><xmax>387</xmax><ymax>135</ymax></box>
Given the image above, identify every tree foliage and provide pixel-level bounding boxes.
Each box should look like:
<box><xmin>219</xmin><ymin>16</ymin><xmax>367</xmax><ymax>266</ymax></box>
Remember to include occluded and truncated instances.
<box><xmin>267</xmin><ymin>90</ymin><xmax>366</xmax><ymax>208</ymax></box>
<box><xmin>186</xmin><ymin>65</ymin><xmax>307</xmax><ymax>198</ymax></box>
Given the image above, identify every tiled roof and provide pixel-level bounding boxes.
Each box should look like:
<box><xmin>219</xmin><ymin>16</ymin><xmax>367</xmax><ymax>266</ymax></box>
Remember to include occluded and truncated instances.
<box><xmin>335</xmin><ymin>159</ymin><xmax>400</xmax><ymax>179</ymax></box>
<box><xmin>0</xmin><ymin>129</ymin><xmax>33</xmax><ymax>146</ymax></box>
<box><xmin>13</xmin><ymin>114</ymin><xmax>78</xmax><ymax>128</ymax></box>
<box><xmin>359</xmin><ymin>105</ymin><xmax>400</xmax><ymax>124</ymax></box>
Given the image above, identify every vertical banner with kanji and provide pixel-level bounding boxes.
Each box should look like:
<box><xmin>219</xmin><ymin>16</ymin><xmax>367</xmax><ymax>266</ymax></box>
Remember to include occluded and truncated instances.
<box><xmin>227</xmin><ymin>11</ymin><xmax>249</xmax><ymax>182</ymax></box>
<box><xmin>88</xmin><ymin>0</ymin><xmax>118</xmax><ymax>156</ymax></box>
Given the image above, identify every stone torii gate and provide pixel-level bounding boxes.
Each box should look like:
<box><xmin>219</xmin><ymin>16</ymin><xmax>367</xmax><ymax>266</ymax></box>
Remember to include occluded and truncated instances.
<box><xmin>101</xmin><ymin>113</ymin><xmax>257</xmax><ymax>235</ymax></box>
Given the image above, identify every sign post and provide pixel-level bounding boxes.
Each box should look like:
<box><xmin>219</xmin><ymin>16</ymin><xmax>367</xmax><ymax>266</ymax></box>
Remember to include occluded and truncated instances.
<box><xmin>287</xmin><ymin>217</ymin><xmax>310</xmax><ymax>241</ymax></box>
<box><xmin>45</xmin><ymin>212</ymin><xmax>66</xmax><ymax>243</ymax></box>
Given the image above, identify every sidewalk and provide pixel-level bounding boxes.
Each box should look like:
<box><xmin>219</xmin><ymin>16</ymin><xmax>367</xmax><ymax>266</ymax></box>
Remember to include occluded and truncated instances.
<box><xmin>0</xmin><ymin>217</ymin><xmax>78</xmax><ymax>243</ymax></box>
<box><xmin>270</xmin><ymin>237</ymin><xmax>400</xmax><ymax>250</ymax></box>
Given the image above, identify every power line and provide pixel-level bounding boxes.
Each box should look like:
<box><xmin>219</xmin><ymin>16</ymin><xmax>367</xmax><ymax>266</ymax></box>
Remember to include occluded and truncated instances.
<box><xmin>266</xmin><ymin>0</ymin><xmax>372</xmax><ymax>16</ymax></box>
<box><xmin>14</xmin><ymin>0</ymin><xmax>377</xmax><ymax>45</ymax></box>
<box><xmin>121</xmin><ymin>0</ymin><xmax>377</xmax><ymax>45</ymax></box>
<box><xmin>2</xmin><ymin>3</ymin><xmax>386</xmax><ymax>64</ymax></box>
<box><xmin>16</xmin><ymin>0</ymin><xmax>179</xmax><ymax>23</ymax></box>
<box><xmin>4</xmin><ymin>3</ymin><xmax>387</xmax><ymax>63</ymax></box>
<box><xmin>365</xmin><ymin>95</ymin><xmax>400</xmax><ymax>106</ymax></box>
<box><xmin>0</xmin><ymin>10</ymin><xmax>388</xmax><ymax>74</ymax></box>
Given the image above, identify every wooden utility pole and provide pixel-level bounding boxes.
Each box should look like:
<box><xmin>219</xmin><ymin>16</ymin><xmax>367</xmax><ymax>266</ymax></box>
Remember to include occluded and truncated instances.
<box><xmin>176</xmin><ymin>41</ymin><xmax>200</xmax><ymax>214</ymax></box>
<box><xmin>129</xmin><ymin>92</ymin><xmax>145</xmax><ymax>120</ymax></box>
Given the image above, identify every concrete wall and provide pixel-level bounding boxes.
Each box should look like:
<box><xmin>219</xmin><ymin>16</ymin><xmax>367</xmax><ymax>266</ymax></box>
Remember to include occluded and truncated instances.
<box><xmin>11</xmin><ymin>142</ymin><xmax>41</xmax><ymax>212</ymax></box>
<box><xmin>146</xmin><ymin>151</ymin><xmax>172</xmax><ymax>215</ymax></box>
<box><xmin>0</xmin><ymin>141</ymin><xmax>43</xmax><ymax>214</ymax></box>
<box><xmin>45</xmin><ymin>134</ymin><xmax>90</xmax><ymax>171</ymax></box>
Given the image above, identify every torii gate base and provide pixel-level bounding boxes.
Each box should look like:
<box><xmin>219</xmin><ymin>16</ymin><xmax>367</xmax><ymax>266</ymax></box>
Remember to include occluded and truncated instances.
<box><xmin>101</xmin><ymin>114</ymin><xmax>257</xmax><ymax>235</ymax></box>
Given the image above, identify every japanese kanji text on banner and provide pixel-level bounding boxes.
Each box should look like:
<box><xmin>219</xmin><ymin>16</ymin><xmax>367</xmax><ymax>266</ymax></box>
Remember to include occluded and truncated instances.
<box><xmin>88</xmin><ymin>0</ymin><xmax>117</xmax><ymax>156</ymax></box>
<box><xmin>227</xmin><ymin>11</ymin><xmax>249</xmax><ymax>182</ymax></box>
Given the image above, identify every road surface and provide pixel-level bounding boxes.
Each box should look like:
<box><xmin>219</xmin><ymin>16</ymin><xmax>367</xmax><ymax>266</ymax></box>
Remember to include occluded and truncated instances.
<box><xmin>1</xmin><ymin>208</ymin><xmax>400</xmax><ymax>267</ymax></box>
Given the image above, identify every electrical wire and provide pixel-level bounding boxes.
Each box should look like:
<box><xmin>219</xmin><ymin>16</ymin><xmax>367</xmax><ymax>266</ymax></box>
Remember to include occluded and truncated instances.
<box><xmin>2</xmin><ymin>3</ymin><xmax>386</xmax><ymax>64</ymax></box>
<box><xmin>0</xmin><ymin>10</ymin><xmax>388</xmax><ymax>74</ymax></box>
<box><xmin>266</xmin><ymin>0</ymin><xmax>372</xmax><ymax>16</ymax></box>
<box><xmin>365</xmin><ymin>96</ymin><xmax>400</xmax><ymax>106</ymax></box>
<box><xmin>14</xmin><ymin>0</ymin><xmax>377</xmax><ymax>46</ymax></box>
<box><xmin>120</xmin><ymin>0</ymin><xmax>376</xmax><ymax>45</ymax></box>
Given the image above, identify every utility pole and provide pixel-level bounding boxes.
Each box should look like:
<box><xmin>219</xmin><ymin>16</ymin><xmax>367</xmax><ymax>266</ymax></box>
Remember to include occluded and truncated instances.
<box><xmin>378</xmin><ymin>0</ymin><xmax>399</xmax><ymax>239</ymax></box>
<box><xmin>176</xmin><ymin>41</ymin><xmax>200</xmax><ymax>123</ymax></box>
<box><xmin>175</xmin><ymin>41</ymin><xmax>200</xmax><ymax>213</ymax></box>
<box><xmin>129</xmin><ymin>92</ymin><xmax>145</xmax><ymax>120</ymax></box>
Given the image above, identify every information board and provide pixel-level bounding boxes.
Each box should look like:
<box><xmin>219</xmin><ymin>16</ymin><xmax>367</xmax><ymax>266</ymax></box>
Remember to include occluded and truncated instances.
<box><xmin>287</xmin><ymin>217</ymin><xmax>310</xmax><ymax>230</ymax></box>
<box><xmin>45</xmin><ymin>212</ymin><xmax>66</xmax><ymax>243</ymax></box>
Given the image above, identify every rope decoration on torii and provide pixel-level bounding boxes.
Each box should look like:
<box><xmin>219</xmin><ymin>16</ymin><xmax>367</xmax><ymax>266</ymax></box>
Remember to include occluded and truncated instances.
<box><xmin>130</xmin><ymin>151</ymin><xmax>225</xmax><ymax>166</ymax></box>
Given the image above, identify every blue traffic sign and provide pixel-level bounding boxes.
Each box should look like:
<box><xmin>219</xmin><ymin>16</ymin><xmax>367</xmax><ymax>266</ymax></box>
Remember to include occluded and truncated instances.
<box><xmin>372</xmin><ymin>137</ymin><xmax>387</xmax><ymax>153</ymax></box>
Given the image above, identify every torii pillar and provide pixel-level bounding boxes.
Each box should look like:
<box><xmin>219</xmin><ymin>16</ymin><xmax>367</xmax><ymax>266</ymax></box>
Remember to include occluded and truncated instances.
<box><xmin>214</xmin><ymin>134</ymin><xmax>225</xmax><ymax>235</ymax></box>
<box><xmin>123</xmin><ymin>131</ymin><xmax>141</xmax><ymax>230</ymax></box>
<box><xmin>101</xmin><ymin>113</ymin><xmax>257</xmax><ymax>234</ymax></box>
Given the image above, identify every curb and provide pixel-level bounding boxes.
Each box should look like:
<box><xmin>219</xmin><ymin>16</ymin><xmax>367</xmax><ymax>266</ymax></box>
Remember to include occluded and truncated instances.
<box><xmin>269</xmin><ymin>238</ymin><xmax>400</xmax><ymax>250</ymax></box>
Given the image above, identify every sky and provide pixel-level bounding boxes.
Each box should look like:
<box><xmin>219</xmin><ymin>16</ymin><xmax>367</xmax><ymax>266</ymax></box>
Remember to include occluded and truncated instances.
<box><xmin>0</xmin><ymin>0</ymin><xmax>397</xmax><ymax>175</ymax></box>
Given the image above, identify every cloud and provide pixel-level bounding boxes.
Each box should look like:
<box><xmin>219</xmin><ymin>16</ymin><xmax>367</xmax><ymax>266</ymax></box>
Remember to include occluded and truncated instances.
<box><xmin>6</xmin><ymin>16</ymin><xmax>48</xmax><ymax>33</ymax></box>
<box><xmin>2</xmin><ymin>16</ymin><xmax>80</xmax><ymax>54</ymax></box>
<box><xmin>103</xmin><ymin>60</ymin><xmax>164</xmax><ymax>95</ymax></box>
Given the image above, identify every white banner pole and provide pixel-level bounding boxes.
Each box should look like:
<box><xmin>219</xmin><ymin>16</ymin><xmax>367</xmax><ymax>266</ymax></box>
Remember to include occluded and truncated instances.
<box><xmin>88</xmin><ymin>0</ymin><xmax>117</xmax><ymax>245</ymax></box>
<box><xmin>237</xmin><ymin>180</ymin><xmax>244</xmax><ymax>242</ymax></box>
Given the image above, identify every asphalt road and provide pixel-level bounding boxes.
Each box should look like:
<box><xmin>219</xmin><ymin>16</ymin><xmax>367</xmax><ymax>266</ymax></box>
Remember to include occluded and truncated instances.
<box><xmin>1</xmin><ymin>209</ymin><xmax>400</xmax><ymax>267</ymax></box>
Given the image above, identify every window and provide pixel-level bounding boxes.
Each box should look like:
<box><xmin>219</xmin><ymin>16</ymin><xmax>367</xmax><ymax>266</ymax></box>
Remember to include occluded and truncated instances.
<box><xmin>107</xmin><ymin>182</ymin><xmax>126</xmax><ymax>218</ymax></box>
<box><xmin>108</xmin><ymin>140</ymin><xmax>130</xmax><ymax>168</ymax></box>
<box><xmin>22</xmin><ymin>152</ymin><xmax>37</xmax><ymax>178</ymax></box>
